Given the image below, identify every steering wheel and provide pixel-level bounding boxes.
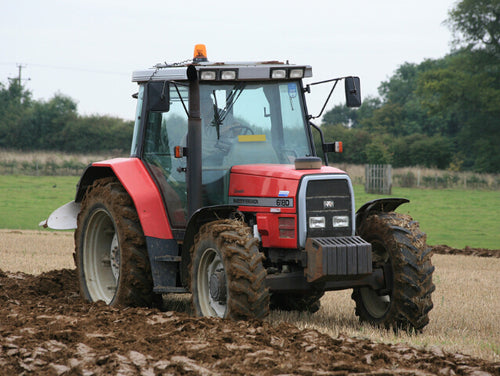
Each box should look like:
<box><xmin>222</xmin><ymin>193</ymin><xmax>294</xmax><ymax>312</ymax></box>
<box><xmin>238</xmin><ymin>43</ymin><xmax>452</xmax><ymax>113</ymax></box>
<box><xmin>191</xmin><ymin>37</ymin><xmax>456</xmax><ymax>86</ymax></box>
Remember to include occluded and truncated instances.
<box><xmin>223</xmin><ymin>124</ymin><xmax>254</xmax><ymax>138</ymax></box>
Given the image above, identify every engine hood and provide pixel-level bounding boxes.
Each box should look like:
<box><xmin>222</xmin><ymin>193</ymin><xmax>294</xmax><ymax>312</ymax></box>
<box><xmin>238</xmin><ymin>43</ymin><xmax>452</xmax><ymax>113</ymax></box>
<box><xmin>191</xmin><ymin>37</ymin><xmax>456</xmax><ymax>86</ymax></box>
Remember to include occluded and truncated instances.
<box><xmin>228</xmin><ymin>164</ymin><xmax>348</xmax><ymax>207</ymax></box>
<box><xmin>229</xmin><ymin>164</ymin><xmax>346</xmax><ymax>180</ymax></box>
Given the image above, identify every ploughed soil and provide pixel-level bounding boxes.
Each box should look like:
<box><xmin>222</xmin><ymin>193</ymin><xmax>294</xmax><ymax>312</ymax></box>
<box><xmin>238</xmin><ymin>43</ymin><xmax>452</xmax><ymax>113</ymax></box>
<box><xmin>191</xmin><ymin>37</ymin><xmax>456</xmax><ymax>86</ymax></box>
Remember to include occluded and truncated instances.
<box><xmin>1</xmin><ymin>265</ymin><xmax>499</xmax><ymax>375</ymax></box>
<box><xmin>431</xmin><ymin>245</ymin><xmax>500</xmax><ymax>258</ymax></box>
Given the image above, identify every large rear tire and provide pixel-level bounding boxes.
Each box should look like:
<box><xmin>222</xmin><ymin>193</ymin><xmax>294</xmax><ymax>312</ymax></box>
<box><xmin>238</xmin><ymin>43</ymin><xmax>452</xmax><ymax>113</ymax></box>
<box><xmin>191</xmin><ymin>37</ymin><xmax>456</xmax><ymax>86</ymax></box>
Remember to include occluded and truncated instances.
<box><xmin>191</xmin><ymin>219</ymin><xmax>269</xmax><ymax>319</ymax></box>
<box><xmin>75</xmin><ymin>177</ymin><xmax>157</xmax><ymax>308</ymax></box>
<box><xmin>352</xmin><ymin>212</ymin><xmax>435</xmax><ymax>331</ymax></box>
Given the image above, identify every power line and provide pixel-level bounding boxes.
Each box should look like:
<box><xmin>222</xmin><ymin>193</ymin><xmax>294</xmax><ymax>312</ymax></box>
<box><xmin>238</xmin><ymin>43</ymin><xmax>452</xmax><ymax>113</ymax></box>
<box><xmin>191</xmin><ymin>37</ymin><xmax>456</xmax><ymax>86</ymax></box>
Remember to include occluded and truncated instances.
<box><xmin>1</xmin><ymin>61</ymin><xmax>129</xmax><ymax>77</ymax></box>
<box><xmin>26</xmin><ymin>62</ymin><xmax>129</xmax><ymax>76</ymax></box>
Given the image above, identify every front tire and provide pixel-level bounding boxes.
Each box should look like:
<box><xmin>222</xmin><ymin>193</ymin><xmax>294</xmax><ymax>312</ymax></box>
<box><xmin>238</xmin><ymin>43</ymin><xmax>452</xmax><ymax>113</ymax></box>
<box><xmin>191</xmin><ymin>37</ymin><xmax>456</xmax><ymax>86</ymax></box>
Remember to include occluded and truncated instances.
<box><xmin>75</xmin><ymin>177</ymin><xmax>156</xmax><ymax>307</ymax></box>
<box><xmin>352</xmin><ymin>212</ymin><xmax>435</xmax><ymax>331</ymax></box>
<box><xmin>191</xmin><ymin>219</ymin><xmax>269</xmax><ymax>319</ymax></box>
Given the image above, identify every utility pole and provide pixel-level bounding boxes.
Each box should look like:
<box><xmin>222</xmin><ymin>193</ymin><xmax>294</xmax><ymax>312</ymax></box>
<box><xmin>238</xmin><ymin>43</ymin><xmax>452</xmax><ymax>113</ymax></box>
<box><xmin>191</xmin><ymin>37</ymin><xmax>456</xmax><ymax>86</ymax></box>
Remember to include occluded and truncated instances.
<box><xmin>8</xmin><ymin>64</ymin><xmax>30</xmax><ymax>103</ymax></box>
<box><xmin>8</xmin><ymin>63</ymin><xmax>30</xmax><ymax>88</ymax></box>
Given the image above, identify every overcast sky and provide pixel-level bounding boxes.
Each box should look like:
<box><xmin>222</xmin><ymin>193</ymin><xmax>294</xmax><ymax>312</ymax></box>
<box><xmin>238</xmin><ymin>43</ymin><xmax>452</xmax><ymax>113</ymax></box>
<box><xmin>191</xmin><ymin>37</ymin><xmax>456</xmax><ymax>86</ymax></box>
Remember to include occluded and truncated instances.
<box><xmin>1</xmin><ymin>0</ymin><xmax>457</xmax><ymax>121</ymax></box>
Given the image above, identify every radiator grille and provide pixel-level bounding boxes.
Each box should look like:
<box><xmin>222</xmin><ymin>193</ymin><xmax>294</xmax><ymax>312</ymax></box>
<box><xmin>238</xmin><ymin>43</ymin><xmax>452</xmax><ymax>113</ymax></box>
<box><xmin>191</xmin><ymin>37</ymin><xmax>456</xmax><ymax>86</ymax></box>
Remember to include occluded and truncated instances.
<box><xmin>305</xmin><ymin>179</ymin><xmax>353</xmax><ymax>238</ymax></box>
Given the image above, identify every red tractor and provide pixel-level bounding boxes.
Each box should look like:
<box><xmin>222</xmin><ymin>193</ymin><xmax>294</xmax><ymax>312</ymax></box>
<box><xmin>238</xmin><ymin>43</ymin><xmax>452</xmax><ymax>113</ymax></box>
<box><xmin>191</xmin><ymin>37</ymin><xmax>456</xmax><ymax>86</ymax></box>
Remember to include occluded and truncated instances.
<box><xmin>45</xmin><ymin>45</ymin><xmax>434</xmax><ymax>331</ymax></box>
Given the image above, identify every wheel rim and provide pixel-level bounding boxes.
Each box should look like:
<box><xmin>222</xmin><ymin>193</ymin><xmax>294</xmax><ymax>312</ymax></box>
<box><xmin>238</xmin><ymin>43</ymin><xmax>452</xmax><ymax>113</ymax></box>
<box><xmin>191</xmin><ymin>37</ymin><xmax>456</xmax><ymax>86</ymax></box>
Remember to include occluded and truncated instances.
<box><xmin>360</xmin><ymin>239</ymin><xmax>391</xmax><ymax>319</ymax></box>
<box><xmin>83</xmin><ymin>208</ymin><xmax>119</xmax><ymax>304</ymax></box>
<box><xmin>197</xmin><ymin>247</ymin><xmax>227</xmax><ymax>318</ymax></box>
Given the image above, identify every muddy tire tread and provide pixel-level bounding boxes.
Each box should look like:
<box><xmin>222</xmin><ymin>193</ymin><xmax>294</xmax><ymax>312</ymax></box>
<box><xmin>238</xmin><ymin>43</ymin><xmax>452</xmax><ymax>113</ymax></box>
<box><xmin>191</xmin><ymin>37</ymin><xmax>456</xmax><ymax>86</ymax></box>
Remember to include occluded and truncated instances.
<box><xmin>352</xmin><ymin>212</ymin><xmax>435</xmax><ymax>331</ymax></box>
<box><xmin>191</xmin><ymin>219</ymin><xmax>270</xmax><ymax>320</ymax></box>
<box><xmin>75</xmin><ymin>177</ymin><xmax>156</xmax><ymax>308</ymax></box>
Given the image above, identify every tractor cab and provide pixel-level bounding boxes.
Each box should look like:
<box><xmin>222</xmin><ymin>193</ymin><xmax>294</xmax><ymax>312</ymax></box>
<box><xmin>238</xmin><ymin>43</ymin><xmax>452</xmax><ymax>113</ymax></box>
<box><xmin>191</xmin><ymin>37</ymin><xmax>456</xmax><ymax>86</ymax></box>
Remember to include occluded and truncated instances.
<box><xmin>131</xmin><ymin>45</ymin><xmax>358</xmax><ymax>229</ymax></box>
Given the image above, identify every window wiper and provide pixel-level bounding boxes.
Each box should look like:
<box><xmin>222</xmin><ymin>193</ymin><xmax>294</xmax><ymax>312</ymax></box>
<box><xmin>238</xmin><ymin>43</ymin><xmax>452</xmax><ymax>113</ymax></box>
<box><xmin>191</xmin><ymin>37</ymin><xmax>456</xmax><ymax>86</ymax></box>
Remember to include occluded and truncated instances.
<box><xmin>210</xmin><ymin>83</ymin><xmax>246</xmax><ymax>139</ymax></box>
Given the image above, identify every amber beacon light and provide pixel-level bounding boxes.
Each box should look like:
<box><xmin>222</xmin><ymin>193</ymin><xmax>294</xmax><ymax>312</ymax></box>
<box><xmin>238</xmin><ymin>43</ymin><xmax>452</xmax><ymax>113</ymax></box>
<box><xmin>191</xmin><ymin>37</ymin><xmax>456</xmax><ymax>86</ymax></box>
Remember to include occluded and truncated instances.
<box><xmin>193</xmin><ymin>44</ymin><xmax>208</xmax><ymax>62</ymax></box>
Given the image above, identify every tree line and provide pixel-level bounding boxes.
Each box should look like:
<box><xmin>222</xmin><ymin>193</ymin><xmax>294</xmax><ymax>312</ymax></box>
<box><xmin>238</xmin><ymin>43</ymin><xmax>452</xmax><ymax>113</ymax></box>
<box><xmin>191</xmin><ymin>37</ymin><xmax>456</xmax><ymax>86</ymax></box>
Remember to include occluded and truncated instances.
<box><xmin>318</xmin><ymin>0</ymin><xmax>499</xmax><ymax>173</ymax></box>
<box><xmin>0</xmin><ymin>83</ymin><xmax>133</xmax><ymax>153</ymax></box>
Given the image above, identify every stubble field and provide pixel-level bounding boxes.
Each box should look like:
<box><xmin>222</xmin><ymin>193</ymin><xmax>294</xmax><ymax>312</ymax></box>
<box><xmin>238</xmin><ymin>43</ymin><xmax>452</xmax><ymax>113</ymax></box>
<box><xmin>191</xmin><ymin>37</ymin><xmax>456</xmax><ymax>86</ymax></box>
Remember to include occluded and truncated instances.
<box><xmin>0</xmin><ymin>229</ymin><xmax>499</xmax><ymax>375</ymax></box>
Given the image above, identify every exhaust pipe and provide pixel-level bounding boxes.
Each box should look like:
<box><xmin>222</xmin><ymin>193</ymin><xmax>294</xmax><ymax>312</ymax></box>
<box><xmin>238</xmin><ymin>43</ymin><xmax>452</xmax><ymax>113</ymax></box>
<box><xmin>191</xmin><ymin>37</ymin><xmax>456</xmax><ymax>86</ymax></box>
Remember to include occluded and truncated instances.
<box><xmin>186</xmin><ymin>65</ymin><xmax>202</xmax><ymax>218</ymax></box>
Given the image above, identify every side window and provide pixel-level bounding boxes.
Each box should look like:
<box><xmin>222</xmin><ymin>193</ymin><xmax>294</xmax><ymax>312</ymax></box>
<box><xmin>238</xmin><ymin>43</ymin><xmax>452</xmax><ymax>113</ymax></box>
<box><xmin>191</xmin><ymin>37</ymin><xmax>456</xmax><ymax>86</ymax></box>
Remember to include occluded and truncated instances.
<box><xmin>279</xmin><ymin>83</ymin><xmax>310</xmax><ymax>160</ymax></box>
<box><xmin>143</xmin><ymin>85</ymin><xmax>188</xmax><ymax>228</ymax></box>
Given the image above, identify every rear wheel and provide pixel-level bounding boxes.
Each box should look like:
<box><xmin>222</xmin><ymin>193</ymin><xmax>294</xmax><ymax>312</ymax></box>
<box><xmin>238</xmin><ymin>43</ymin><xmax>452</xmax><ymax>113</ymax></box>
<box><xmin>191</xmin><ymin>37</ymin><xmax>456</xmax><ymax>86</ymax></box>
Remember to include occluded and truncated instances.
<box><xmin>191</xmin><ymin>219</ymin><xmax>269</xmax><ymax>319</ymax></box>
<box><xmin>352</xmin><ymin>212</ymin><xmax>435</xmax><ymax>331</ymax></box>
<box><xmin>75</xmin><ymin>177</ymin><xmax>157</xmax><ymax>307</ymax></box>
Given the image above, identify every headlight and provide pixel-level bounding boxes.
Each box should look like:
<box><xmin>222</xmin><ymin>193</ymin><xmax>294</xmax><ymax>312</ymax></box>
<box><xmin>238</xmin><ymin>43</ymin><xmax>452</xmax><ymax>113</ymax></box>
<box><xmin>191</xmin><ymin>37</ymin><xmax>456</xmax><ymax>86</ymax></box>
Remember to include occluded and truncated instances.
<box><xmin>309</xmin><ymin>216</ymin><xmax>325</xmax><ymax>229</ymax></box>
<box><xmin>332</xmin><ymin>216</ymin><xmax>349</xmax><ymax>227</ymax></box>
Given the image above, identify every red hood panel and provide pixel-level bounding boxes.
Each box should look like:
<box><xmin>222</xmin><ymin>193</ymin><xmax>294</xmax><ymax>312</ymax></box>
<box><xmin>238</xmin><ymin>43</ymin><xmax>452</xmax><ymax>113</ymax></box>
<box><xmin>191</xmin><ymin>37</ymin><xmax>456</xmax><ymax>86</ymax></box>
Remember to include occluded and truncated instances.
<box><xmin>229</xmin><ymin>164</ymin><xmax>347</xmax><ymax>201</ymax></box>
<box><xmin>230</xmin><ymin>164</ymin><xmax>346</xmax><ymax>180</ymax></box>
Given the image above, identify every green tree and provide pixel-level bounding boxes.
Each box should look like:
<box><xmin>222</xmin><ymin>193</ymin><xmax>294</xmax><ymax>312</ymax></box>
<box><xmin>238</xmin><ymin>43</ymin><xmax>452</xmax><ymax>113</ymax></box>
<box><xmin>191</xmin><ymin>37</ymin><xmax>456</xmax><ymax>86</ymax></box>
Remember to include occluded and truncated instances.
<box><xmin>322</xmin><ymin>104</ymin><xmax>356</xmax><ymax>127</ymax></box>
<box><xmin>365</xmin><ymin>137</ymin><xmax>391</xmax><ymax>164</ymax></box>
<box><xmin>417</xmin><ymin>50</ymin><xmax>500</xmax><ymax>171</ymax></box>
<box><xmin>322</xmin><ymin>96</ymin><xmax>381</xmax><ymax>128</ymax></box>
<box><xmin>0</xmin><ymin>81</ymin><xmax>32</xmax><ymax>148</ymax></box>
<box><xmin>0</xmin><ymin>80</ymin><xmax>133</xmax><ymax>153</ymax></box>
<box><xmin>314</xmin><ymin>124</ymin><xmax>371</xmax><ymax>165</ymax></box>
<box><xmin>359</xmin><ymin>102</ymin><xmax>405</xmax><ymax>136</ymax></box>
<box><xmin>446</xmin><ymin>0</ymin><xmax>500</xmax><ymax>57</ymax></box>
<box><xmin>60</xmin><ymin>115</ymin><xmax>133</xmax><ymax>152</ymax></box>
<box><xmin>27</xmin><ymin>94</ymin><xmax>78</xmax><ymax>149</ymax></box>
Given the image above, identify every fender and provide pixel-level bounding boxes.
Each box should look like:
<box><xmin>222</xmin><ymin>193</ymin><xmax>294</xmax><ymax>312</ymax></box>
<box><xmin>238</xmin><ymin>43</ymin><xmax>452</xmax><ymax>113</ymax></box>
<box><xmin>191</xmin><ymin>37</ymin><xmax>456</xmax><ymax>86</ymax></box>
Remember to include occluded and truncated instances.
<box><xmin>180</xmin><ymin>205</ymin><xmax>238</xmax><ymax>288</ymax></box>
<box><xmin>355</xmin><ymin>198</ymin><xmax>409</xmax><ymax>232</ymax></box>
<box><xmin>77</xmin><ymin>158</ymin><xmax>173</xmax><ymax>239</ymax></box>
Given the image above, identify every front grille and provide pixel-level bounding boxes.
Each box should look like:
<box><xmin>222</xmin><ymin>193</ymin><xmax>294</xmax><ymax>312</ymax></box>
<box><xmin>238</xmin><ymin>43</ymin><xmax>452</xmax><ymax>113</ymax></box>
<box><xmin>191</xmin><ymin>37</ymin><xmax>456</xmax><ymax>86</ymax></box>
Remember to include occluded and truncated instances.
<box><xmin>305</xmin><ymin>178</ymin><xmax>353</xmax><ymax>238</ymax></box>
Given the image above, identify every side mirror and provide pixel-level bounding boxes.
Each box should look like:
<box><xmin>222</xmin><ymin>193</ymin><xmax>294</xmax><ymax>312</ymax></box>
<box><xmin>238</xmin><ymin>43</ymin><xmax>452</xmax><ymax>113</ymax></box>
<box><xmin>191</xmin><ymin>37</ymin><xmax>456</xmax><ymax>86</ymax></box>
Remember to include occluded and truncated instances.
<box><xmin>345</xmin><ymin>76</ymin><xmax>361</xmax><ymax>107</ymax></box>
<box><xmin>147</xmin><ymin>81</ymin><xmax>170</xmax><ymax>112</ymax></box>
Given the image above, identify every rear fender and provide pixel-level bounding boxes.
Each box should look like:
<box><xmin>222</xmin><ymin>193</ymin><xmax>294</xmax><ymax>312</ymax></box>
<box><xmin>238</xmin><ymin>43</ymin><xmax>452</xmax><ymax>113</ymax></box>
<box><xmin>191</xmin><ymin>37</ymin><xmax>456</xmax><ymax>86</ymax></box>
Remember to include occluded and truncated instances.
<box><xmin>355</xmin><ymin>198</ymin><xmax>409</xmax><ymax>232</ymax></box>
<box><xmin>76</xmin><ymin>158</ymin><xmax>173</xmax><ymax>239</ymax></box>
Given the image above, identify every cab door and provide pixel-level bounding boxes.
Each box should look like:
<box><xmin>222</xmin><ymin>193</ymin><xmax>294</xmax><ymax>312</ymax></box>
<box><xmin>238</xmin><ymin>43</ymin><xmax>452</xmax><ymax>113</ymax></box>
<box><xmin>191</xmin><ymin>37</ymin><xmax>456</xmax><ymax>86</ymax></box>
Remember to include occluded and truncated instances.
<box><xmin>141</xmin><ymin>85</ymin><xmax>189</xmax><ymax>229</ymax></box>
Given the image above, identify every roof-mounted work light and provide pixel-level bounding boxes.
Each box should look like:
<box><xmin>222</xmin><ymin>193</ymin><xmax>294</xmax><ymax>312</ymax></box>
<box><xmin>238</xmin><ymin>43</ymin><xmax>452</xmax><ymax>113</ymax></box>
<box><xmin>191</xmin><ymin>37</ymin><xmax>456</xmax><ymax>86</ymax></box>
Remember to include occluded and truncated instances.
<box><xmin>271</xmin><ymin>69</ymin><xmax>287</xmax><ymax>79</ymax></box>
<box><xmin>200</xmin><ymin>70</ymin><xmax>217</xmax><ymax>80</ymax></box>
<box><xmin>221</xmin><ymin>70</ymin><xmax>237</xmax><ymax>80</ymax></box>
<box><xmin>290</xmin><ymin>68</ymin><xmax>304</xmax><ymax>78</ymax></box>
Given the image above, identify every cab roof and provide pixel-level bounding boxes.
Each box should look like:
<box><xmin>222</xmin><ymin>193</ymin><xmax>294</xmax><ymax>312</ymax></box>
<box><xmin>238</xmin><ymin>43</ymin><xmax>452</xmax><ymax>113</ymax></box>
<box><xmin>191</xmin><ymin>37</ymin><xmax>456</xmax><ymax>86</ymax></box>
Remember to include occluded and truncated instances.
<box><xmin>132</xmin><ymin>61</ymin><xmax>313</xmax><ymax>83</ymax></box>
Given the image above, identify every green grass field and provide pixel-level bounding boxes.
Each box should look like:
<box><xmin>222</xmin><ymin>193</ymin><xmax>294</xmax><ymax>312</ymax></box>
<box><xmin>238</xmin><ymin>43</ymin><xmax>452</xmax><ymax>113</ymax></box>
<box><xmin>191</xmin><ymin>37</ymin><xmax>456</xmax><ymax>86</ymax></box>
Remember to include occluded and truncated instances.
<box><xmin>0</xmin><ymin>175</ymin><xmax>78</xmax><ymax>230</ymax></box>
<box><xmin>353</xmin><ymin>186</ymin><xmax>499</xmax><ymax>249</ymax></box>
<box><xmin>0</xmin><ymin>175</ymin><xmax>498</xmax><ymax>249</ymax></box>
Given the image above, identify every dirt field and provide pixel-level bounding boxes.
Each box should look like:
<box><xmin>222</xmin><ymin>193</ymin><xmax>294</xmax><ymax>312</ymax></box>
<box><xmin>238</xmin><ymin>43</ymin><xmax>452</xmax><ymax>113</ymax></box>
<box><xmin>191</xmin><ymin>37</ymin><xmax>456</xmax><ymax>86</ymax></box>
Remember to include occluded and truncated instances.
<box><xmin>432</xmin><ymin>244</ymin><xmax>500</xmax><ymax>258</ymax></box>
<box><xmin>0</xmin><ymin>230</ymin><xmax>499</xmax><ymax>375</ymax></box>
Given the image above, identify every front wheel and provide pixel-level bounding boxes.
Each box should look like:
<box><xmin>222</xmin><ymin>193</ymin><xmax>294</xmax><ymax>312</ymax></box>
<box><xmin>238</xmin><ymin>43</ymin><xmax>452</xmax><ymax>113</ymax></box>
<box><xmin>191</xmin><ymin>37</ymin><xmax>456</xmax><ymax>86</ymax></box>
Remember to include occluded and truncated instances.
<box><xmin>352</xmin><ymin>212</ymin><xmax>435</xmax><ymax>331</ymax></box>
<box><xmin>191</xmin><ymin>219</ymin><xmax>269</xmax><ymax>319</ymax></box>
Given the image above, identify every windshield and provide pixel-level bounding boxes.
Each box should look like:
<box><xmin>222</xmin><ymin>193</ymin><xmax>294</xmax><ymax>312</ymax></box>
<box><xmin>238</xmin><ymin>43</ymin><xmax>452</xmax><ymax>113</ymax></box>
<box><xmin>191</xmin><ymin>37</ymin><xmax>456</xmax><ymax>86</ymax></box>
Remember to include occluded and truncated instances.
<box><xmin>199</xmin><ymin>81</ymin><xmax>312</xmax><ymax>169</ymax></box>
<box><xmin>140</xmin><ymin>80</ymin><xmax>313</xmax><ymax>212</ymax></box>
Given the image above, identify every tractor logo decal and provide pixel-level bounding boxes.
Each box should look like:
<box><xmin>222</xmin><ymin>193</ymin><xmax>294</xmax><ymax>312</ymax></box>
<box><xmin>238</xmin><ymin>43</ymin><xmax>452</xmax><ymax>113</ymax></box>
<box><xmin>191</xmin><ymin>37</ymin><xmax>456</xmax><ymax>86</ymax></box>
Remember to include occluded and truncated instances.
<box><xmin>229</xmin><ymin>196</ymin><xmax>294</xmax><ymax>208</ymax></box>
